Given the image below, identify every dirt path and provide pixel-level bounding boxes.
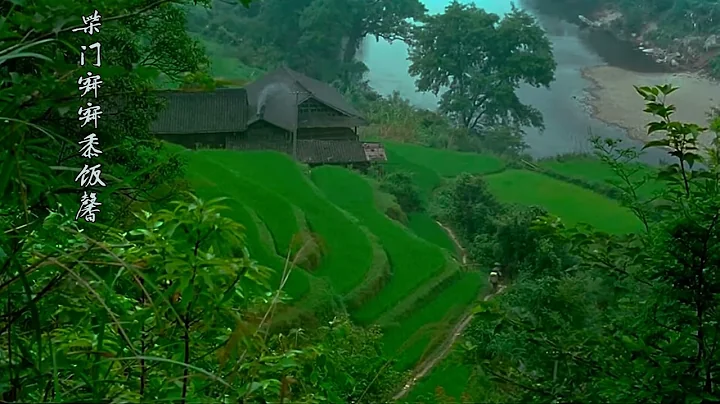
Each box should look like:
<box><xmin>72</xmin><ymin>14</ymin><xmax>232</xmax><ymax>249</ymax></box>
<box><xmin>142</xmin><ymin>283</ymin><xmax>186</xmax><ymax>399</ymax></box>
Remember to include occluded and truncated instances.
<box><xmin>392</xmin><ymin>285</ymin><xmax>506</xmax><ymax>402</ymax></box>
<box><xmin>435</xmin><ymin>221</ymin><xmax>467</xmax><ymax>265</ymax></box>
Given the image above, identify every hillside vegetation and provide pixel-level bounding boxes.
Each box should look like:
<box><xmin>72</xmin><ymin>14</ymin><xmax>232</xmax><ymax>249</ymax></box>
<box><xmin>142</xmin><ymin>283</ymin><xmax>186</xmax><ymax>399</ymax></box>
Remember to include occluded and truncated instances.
<box><xmin>10</xmin><ymin>0</ymin><xmax>720</xmax><ymax>402</ymax></box>
<box><xmin>172</xmin><ymin>132</ymin><xmax>653</xmax><ymax>383</ymax></box>
<box><xmin>177</xmin><ymin>148</ymin><xmax>482</xmax><ymax>371</ymax></box>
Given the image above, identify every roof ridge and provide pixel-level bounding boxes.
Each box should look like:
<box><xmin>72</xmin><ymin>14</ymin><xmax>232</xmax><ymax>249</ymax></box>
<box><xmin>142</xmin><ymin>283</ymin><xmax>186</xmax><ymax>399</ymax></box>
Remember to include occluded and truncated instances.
<box><xmin>284</xmin><ymin>68</ymin><xmax>356</xmax><ymax>117</ymax></box>
<box><xmin>282</xmin><ymin>66</ymin><xmax>314</xmax><ymax>99</ymax></box>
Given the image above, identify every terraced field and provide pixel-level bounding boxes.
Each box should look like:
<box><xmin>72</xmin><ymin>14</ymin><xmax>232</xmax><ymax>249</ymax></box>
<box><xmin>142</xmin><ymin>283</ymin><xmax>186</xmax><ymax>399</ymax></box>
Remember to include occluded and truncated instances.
<box><xmin>537</xmin><ymin>155</ymin><xmax>663</xmax><ymax>199</ymax></box>
<box><xmin>396</xmin><ymin>150</ymin><xmax>652</xmax><ymax>401</ymax></box>
<box><xmin>484</xmin><ymin>169</ymin><xmax>644</xmax><ymax>234</ymax></box>
<box><xmin>174</xmin><ymin>140</ymin><xmax>650</xmax><ymax>401</ymax></box>
<box><xmin>180</xmin><ymin>148</ymin><xmax>488</xmax><ymax>371</ymax></box>
<box><xmin>311</xmin><ymin>166</ymin><xmax>451</xmax><ymax>322</ymax></box>
<box><xmin>187</xmin><ymin>43</ymin><xmax>651</xmax><ymax>400</ymax></box>
<box><xmin>403</xmin><ymin>348</ymin><xmax>474</xmax><ymax>402</ymax></box>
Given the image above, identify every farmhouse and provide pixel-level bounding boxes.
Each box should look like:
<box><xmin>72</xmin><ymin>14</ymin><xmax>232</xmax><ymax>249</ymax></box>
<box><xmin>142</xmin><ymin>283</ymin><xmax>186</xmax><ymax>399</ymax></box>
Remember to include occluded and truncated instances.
<box><xmin>150</xmin><ymin>88</ymin><xmax>249</xmax><ymax>149</ymax></box>
<box><xmin>151</xmin><ymin>66</ymin><xmax>386</xmax><ymax>166</ymax></box>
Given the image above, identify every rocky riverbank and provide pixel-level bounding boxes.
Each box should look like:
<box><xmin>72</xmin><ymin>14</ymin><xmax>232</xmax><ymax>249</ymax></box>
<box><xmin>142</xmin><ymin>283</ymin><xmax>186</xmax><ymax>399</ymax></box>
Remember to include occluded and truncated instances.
<box><xmin>578</xmin><ymin>9</ymin><xmax>720</xmax><ymax>73</ymax></box>
<box><xmin>581</xmin><ymin>66</ymin><xmax>720</xmax><ymax>148</ymax></box>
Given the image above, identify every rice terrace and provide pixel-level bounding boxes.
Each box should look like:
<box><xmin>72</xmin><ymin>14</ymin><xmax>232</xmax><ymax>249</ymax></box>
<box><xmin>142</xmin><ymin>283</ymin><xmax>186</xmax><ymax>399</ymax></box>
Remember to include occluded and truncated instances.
<box><xmin>173</xmin><ymin>139</ymin><xmax>652</xmax><ymax>400</ymax></box>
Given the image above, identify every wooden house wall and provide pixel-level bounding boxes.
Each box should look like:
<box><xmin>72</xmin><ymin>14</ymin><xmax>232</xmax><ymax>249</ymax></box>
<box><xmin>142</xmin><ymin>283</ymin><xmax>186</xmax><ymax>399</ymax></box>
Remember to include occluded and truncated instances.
<box><xmin>298</xmin><ymin>98</ymin><xmax>343</xmax><ymax>121</ymax></box>
<box><xmin>244</xmin><ymin>120</ymin><xmax>291</xmax><ymax>141</ymax></box>
<box><xmin>297</xmin><ymin>127</ymin><xmax>357</xmax><ymax>140</ymax></box>
<box><xmin>226</xmin><ymin>120</ymin><xmax>292</xmax><ymax>153</ymax></box>
<box><xmin>158</xmin><ymin>133</ymin><xmax>226</xmax><ymax>149</ymax></box>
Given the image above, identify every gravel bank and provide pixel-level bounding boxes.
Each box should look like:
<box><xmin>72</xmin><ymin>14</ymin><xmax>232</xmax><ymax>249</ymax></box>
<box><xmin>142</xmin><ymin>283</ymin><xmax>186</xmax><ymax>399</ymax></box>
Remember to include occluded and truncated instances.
<box><xmin>581</xmin><ymin>66</ymin><xmax>720</xmax><ymax>148</ymax></box>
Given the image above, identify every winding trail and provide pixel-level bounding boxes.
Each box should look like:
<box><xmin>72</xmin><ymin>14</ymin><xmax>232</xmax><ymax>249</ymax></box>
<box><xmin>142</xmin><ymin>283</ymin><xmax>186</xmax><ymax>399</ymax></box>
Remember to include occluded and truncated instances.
<box><xmin>392</xmin><ymin>285</ymin><xmax>506</xmax><ymax>401</ymax></box>
<box><xmin>435</xmin><ymin>221</ymin><xmax>467</xmax><ymax>265</ymax></box>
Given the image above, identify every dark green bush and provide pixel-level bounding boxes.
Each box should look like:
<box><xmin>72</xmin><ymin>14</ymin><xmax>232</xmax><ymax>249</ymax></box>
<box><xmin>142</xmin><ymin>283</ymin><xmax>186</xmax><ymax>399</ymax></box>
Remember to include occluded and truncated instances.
<box><xmin>379</xmin><ymin>171</ymin><xmax>423</xmax><ymax>213</ymax></box>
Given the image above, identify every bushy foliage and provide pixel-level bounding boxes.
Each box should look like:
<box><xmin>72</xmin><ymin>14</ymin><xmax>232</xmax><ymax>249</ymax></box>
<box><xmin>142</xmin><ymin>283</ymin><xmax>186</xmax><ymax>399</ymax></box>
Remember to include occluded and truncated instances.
<box><xmin>1</xmin><ymin>1</ymin><xmax>402</xmax><ymax>402</ymax></box>
<box><xmin>473</xmin><ymin>125</ymin><xmax>530</xmax><ymax>158</ymax></box>
<box><xmin>432</xmin><ymin>173</ymin><xmax>504</xmax><ymax>244</ymax></box>
<box><xmin>187</xmin><ymin>0</ymin><xmax>425</xmax><ymax>83</ymax></box>
<box><xmin>710</xmin><ymin>55</ymin><xmax>720</xmax><ymax>79</ymax></box>
<box><xmin>459</xmin><ymin>85</ymin><xmax>720</xmax><ymax>403</ymax></box>
<box><xmin>378</xmin><ymin>171</ymin><xmax>423</xmax><ymax>214</ymax></box>
<box><xmin>304</xmin><ymin>316</ymin><xmax>405</xmax><ymax>402</ymax></box>
<box><xmin>470</xmin><ymin>206</ymin><xmax>574</xmax><ymax>281</ymax></box>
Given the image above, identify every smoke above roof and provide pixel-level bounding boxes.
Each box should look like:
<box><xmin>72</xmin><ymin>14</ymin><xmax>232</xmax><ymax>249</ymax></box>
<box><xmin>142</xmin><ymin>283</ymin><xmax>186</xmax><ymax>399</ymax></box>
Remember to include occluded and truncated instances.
<box><xmin>256</xmin><ymin>82</ymin><xmax>293</xmax><ymax>117</ymax></box>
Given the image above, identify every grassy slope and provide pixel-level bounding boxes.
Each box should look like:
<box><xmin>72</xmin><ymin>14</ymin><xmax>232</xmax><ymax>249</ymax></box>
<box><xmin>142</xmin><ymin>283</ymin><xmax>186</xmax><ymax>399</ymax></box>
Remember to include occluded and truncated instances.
<box><xmin>183</xmin><ymin>151</ymin><xmax>310</xmax><ymax>297</ymax></box>
<box><xmin>485</xmin><ymin>169</ymin><xmax>644</xmax><ymax>234</ymax></box>
<box><xmin>385</xmin><ymin>142</ymin><xmax>505</xmax><ymax>177</ymax></box>
<box><xmin>404</xmin><ymin>348</ymin><xmax>473</xmax><ymax>402</ymax></box>
<box><xmin>310</xmin><ymin>166</ymin><xmax>484</xmax><ymax>369</ymax></box>
<box><xmin>382</xmin><ymin>148</ymin><xmax>454</xmax><ymax>252</ymax></box>
<box><xmin>538</xmin><ymin>155</ymin><xmax>662</xmax><ymax>198</ymax></box>
<box><xmin>184</xmin><ymin>148</ymin><xmax>483</xmax><ymax>370</ymax></box>
<box><xmin>407</xmin><ymin>212</ymin><xmax>457</xmax><ymax>253</ymax></box>
<box><xmin>384</xmin><ymin>147</ymin><xmax>444</xmax><ymax>199</ymax></box>
<box><xmin>381</xmin><ymin>271</ymin><xmax>483</xmax><ymax>371</ymax></box>
<box><xmin>383</xmin><ymin>142</ymin><xmax>505</xmax><ymax>253</ymax></box>
<box><xmin>310</xmin><ymin>166</ymin><xmax>450</xmax><ymax>323</ymax></box>
<box><xmin>184</xmin><ymin>150</ymin><xmax>375</xmax><ymax>298</ymax></box>
<box><xmin>383</xmin><ymin>142</ymin><xmax>505</xmax><ymax>198</ymax></box>
<box><xmin>211</xmin><ymin>151</ymin><xmax>377</xmax><ymax>295</ymax></box>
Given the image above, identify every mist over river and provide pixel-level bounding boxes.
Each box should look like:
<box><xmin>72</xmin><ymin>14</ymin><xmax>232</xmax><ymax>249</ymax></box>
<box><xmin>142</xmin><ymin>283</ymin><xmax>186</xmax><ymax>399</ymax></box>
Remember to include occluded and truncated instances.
<box><xmin>360</xmin><ymin>0</ymin><xmax>720</xmax><ymax>165</ymax></box>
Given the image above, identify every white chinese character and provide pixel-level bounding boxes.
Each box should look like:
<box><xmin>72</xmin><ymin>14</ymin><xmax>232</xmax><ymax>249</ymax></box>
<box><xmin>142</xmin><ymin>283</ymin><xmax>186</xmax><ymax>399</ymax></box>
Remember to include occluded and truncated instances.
<box><xmin>78</xmin><ymin>102</ymin><xmax>102</xmax><ymax>128</ymax></box>
<box><xmin>80</xmin><ymin>42</ymin><xmax>101</xmax><ymax>67</ymax></box>
<box><xmin>72</xmin><ymin>10</ymin><xmax>102</xmax><ymax>35</ymax></box>
<box><xmin>75</xmin><ymin>163</ymin><xmax>106</xmax><ymax>187</ymax></box>
<box><xmin>76</xmin><ymin>192</ymin><xmax>101</xmax><ymax>222</ymax></box>
<box><xmin>78</xmin><ymin>72</ymin><xmax>102</xmax><ymax>98</ymax></box>
<box><xmin>78</xmin><ymin>133</ymin><xmax>102</xmax><ymax>158</ymax></box>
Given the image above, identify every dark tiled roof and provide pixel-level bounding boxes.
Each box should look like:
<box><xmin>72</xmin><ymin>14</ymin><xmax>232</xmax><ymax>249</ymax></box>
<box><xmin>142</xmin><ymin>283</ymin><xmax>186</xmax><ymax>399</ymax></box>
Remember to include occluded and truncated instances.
<box><xmin>244</xmin><ymin>66</ymin><xmax>367</xmax><ymax>131</ymax></box>
<box><xmin>226</xmin><ymin>138</ymin><xmax>368</xmax><ymax>164</ymax></box>
<box><xmin>150</xmin><ymin>89</ymin><xmax>248</xmax><ymax>135</ymax></box>
<box><xmin>298</xmin><ymin>115</ymin><xmax>367</xmax><ymax>128</ymax></box>
<box><xmin>297</xmin><ymin>140</ymin><xmax>368</xmax><ymax>164</ymax></box>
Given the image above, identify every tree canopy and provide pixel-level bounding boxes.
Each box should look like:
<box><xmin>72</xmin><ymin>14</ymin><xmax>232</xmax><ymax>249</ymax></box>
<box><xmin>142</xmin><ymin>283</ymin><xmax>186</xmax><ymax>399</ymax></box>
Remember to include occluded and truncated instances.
<box><xmin>188</xmin><ymin>0</ymin><xmax>426</xmax><ymax>83</ymax></box>
<box><xmin>408</xmin><ymin>1</ymin><xmax>556</xmax><ymax>132</ymax></box>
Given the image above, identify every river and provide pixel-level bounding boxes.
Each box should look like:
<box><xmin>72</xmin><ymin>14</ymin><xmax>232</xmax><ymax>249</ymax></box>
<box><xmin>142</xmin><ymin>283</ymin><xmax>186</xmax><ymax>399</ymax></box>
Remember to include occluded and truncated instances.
<box><xmin>361</xmin><ymin>0</ymin><xmax>673</xmax><ymax>165</ymax></box>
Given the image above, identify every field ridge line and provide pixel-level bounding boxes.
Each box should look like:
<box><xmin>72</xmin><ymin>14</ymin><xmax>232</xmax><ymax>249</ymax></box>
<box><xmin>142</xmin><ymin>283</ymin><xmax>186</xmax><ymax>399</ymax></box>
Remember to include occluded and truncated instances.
<box><xmin>435</xmin><ymin>221</ymin><xmax>467</xmax><ymax>265</ymax></box>
<box><xmin>374</xmin><ymin>263</ymin><xmax>458</xmax><ymax>326</ymax></box>
<box><xmin>392</xmin><ymin>285</ymin><xmax>507</xmax><ymax>402</ymax></box>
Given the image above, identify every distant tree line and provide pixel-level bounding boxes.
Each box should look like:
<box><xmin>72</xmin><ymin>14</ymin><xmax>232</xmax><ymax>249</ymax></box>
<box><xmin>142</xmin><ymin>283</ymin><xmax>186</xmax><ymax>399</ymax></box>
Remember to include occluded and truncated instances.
<box><xmin>186</xmin><ymin>0</ymin><xmax>425</xmax><ymax>87</ymax></box>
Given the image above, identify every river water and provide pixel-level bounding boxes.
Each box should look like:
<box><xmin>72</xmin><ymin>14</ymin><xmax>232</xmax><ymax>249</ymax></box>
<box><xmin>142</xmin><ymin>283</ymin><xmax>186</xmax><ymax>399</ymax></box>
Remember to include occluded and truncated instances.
<box><xmin>361</xmin><ymin>0</ymin><xmax>670</xmax><ymax>165</ymax></box>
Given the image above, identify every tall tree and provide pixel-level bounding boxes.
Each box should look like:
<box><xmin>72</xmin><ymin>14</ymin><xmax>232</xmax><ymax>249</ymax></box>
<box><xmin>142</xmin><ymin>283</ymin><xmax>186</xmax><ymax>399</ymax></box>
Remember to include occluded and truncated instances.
<box><xmin>408</xmin><ymin>2</ymin><xmax>556</xmax><ymax>132</ymax></box>
<box><xmin>298</xmin><ymin>0</ymin><xmax>426</xmax><ymax>63</ymax></box>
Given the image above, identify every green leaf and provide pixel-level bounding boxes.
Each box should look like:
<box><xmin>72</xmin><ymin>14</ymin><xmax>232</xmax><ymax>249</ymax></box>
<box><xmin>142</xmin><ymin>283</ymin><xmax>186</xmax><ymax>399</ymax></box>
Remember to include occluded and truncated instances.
<box><xmin>642</xmin><ymin>139</ymin><xmax>670</xmax><ymax>149</ymax></box>
<box><xmin>247</xmin><ymin>381</ymin><xmax>263</xmax><ymax>394</ymax></box>
<box><xmin>0</xmin><ymin>151</ymin><xmax>14</xmax><ymax>196</ymax></box>
<box><xmin>278</xmin><ymin>357</ymin><xmax>297</xmax><ymax>368</ymax></box>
